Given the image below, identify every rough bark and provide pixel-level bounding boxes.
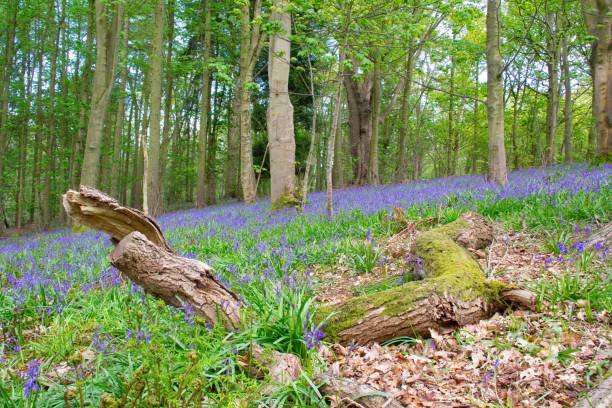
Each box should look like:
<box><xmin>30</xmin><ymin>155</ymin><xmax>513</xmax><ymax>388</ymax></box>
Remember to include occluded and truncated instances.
<box><xmin>80</xmin><ymin>0</ymin><xmax>124</xmax><ymax>187</ymax></box>
<box><xmin>344</xmin><ymin>64</ymin><xmax>373</xmax><ymax>185</ymax></box>
<box><xmin>486</xmin><ymin>0</ymin><xmax>508</xmax><ymax>185</ymax></box>
<box><xmin>62</xmin><ymin>186</ymin><xmax>171</xmax><ymax>251</ymax></box>
<box><xmin>316</xmin><ymin>374</ymin><xmax>405</xmax><ymax>408</ymax></box>
<box><xmin>267</xmin><ymin>0</ymin><xmax>297</xmax><ymax>205</ymax></box>
<box><xmin>110</xmin><ymin>231</ymin><xmax>242</xmax><ymax>330</ymax></box>
<box><xmin>320</xmin><ymin>212</ymin><xmax>534</xmax><ymax>345</ymax></box>
<box><xmin>196</xmin><ymin>0</ymin><xmax>212</xmax><ymax>208</ymax></box>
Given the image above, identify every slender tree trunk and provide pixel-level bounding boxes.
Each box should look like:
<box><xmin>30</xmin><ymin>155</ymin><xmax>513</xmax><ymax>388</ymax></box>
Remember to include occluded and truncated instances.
<box><xmin>561</xmin><ymin>40</ymin><xmax>573</xmax><ymax>163</ymax></box>
<box><xmin>395</xmin><ymin>46</ymin><xmax>415</xmax><ymax>183</ymax></box>
<box><xmin>196</xmin><ymin>0</ymin><xmax>212</xmax><ymax>208</ymax></box>
<box><xmin>0</xmin><ymin>0</ymin><xmax>17</xmax><ymax>232</ymax></box>
<box><xmin>332</xmin><ymin>95</ymin><xmax>345</xmax><ymax>188</ymax></box>
<box><xmin>267</xmin><ymin>0</ymin><xmax>296</xmax><ymax>204</ymax></box>
<box><xmin>111</xmin><ymin>17</ymin><xmax>129</xmax><ymax>198</ymax></box>
<box><xmin>302</xmin><ymin>56</ymin><xmax>318</xmax><ymax>203</ymax></box>
<box><xmin>80</xmin><ymin>0</ymin><xmax>124</xmax><ymax>187</ymax></box>
<box><xmin>447</xmin><ymin>51</ymin><xmax>455</xmax><ymax>176</ymax></box>
<box><xmin>486</xmin><ymin>0</ymin><xmax>508</xmax><ymax>185</ymax></box>
<box><xmin>469</xmin><ymin>60</ymin><xmax>480</xmax><ymax>174</ymax></box>
<box><xmin>225</xmin><ymin>92</ymin><xmax>240</xmax><ymax>199</ymax></box>
<box><xmin>147</xmin><ymin>0</ymin><xmax>165</xmax><ymax>216</ymax></box>
<box><xmin>510</xmin><ymin>80</ymin><xmax>521</xmax><ymax>170</ymax></box>
<box><xmin>160</xmin><ymin>0</ymin><xmax>175</xmax><ymax>205</ymax></box>
<box><xmin>544</xmin><ymin>12</ymin><xmax>560</xmax><ymax>166</ymax></box>
<box><xmin>206</xmin><ymin>78</ymin><xmax>222</xmax><ymax>205</ymax></box>
<box><xmin>238</xmin><ymin>0</ymin><xmax>265</xmax><ymax>203</ymax></box>
<box><xmin>71</xmin><ymin>0</ymin><xmax>94</xmax><ymax>189</ymax></box>
<box><xmin>16</xmin><ymin>53</ymin><xmax>33</xmax><ymax>229</ymax></box>
<box><xmin>368</xmin><ymin>54</ymin><xmax>381</xmax><ymax>185</ymax></box>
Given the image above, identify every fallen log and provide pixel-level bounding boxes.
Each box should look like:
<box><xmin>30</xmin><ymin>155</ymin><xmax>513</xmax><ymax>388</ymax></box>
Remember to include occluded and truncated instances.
<box><xmin>110</xmin><ymin>231</ymin><xmax>242</xmax><ymax>330</ymax></box>
<box><xmin>319</xmin><ymin>212</ymin><xmax>535</xmax><ymax>345</ymax></box>
<box><xmin>63</xmin><ymin>187</ymin><xmax>535</xmax><ymax>403</ymax></box>
<box><xmin>316</xmin><ymin>373</ymin><xmax>405</xmax><ymax>408</ymax></box>
<box><xmin>573</xmin><ymin>375</ymin><xmax>612</xmax><ymax>408</ymax></box>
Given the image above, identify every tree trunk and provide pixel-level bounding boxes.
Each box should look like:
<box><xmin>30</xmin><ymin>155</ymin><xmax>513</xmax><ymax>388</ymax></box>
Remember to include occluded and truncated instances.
<box><xmin>80</xmin><ymin>0</ymin><xmax>124</xmax><ymax>187</ymax></box>
<box><xmin>0</xmin><ymin>0</ymin><xmax>17</xmax><ymax>233</ymax></box>
<box><xmin>486</xmin><ymin>0</ymin><xmax>508</xmax><ymax>185</ymax></box>
<box><xmin>111</xmin><ymin>17</ymin><xmax>129</xmax><ymax>199</ymax></box>
<box><xmin>267</xmin><ymin>0</ymin><xmax>296</xmax><ymax>205</ymax></box>
<box><xmin>395</xmin><ymin>45</ymin><xmax>415</xmax><ymax>183</ymax></box>
<box><xmin>147</xmin><ymin>0</ymin><xmax>164</xmax><ymax>216</ymax></box>
<box><xmin>196</xmin><ymin>0</ymin><xmax>212</xmax><ymax>208</ymax></box>
<box><xmin>561</xmin><ymin>39</ymin><xmax>572</xmax><ymax>163</ymax></box>
<box><xmin>71</xmin><ymin>0</ymin><xmax>95</xmax><ymax>189</ymax></box>
<box><xmin>544</xmin><ymin>11</ymin><xmax>560</xmax><ymax>166</ymax></box>
<box><xmin>301</xmin><ymin>56</ymin><xmax>318</xmax><ymax>204</ymax></box>
<box><xmin>368</xmin><ymin>53</ymin><xmax>381</xmax><ymax>185</ymax></box>
<box><xmin>206</xmin><ymin>78</ymin><xmax>222</xmax><ymax>205</ymax></box>
<box><xmin>581</xmin><ymin>0</ymin><xmax>612</xmax><ymax>159</ymax></box>
<box><xmin>326</xmin><ymin>38</ymin><xmax>348</xmax><ymax>218</ymax></box>
<box><xmin>238</xmin><ymin>0</ymin><xmax>265</xmax><ymax>203</ymax></box>
<box><xmin>344</xmin><ymin>66</ymin><xmax>373</xmax><ymax>186</ymax></box>
<box><xmin>320</xmin><ymin>212</ymin><xmax>535</xmax><ymax>345</ymax></box>
<box><xmin>225</xmin><ymin>92</ymin><xmax>241</xmax><ymax>199</ymax></box>
<box><xmin>160</xmin><ymin>0</ymin><xmax>175</xmax><ymax>206</ymax></box>
<box><xmin>447</xmin><ymin>50</ymin><xmax>455</xmax><ymax>176</ymax></box>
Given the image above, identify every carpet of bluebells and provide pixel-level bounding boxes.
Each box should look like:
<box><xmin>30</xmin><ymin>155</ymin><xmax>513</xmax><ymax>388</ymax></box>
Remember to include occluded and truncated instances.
<box><xmin>0</xmin><ymin>163</ymin><xmax>610</xmax><ymax>407</ymax></box>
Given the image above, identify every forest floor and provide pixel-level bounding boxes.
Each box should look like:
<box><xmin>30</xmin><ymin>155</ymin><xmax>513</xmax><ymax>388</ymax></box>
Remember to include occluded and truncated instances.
<box><xmin>0</xmin><ymin>163</ymin><xmax>610</xmax><ymax>407</ymax></box>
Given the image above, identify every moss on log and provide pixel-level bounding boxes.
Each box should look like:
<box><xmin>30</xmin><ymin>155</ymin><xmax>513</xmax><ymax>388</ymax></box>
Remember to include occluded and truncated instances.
<box><xmin>320</xmin><ymin>212</ymin><xmax>531</xmax><ymax>345</ymax></box>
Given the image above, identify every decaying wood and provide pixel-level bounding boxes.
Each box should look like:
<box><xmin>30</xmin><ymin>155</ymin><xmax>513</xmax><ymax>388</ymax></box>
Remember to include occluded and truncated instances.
<box><xmin>110</xmin><ymin>231</ymin><xmax>242</xmax><ymax>330</ymax></box>
<box><xmin>63</xmin><ymin>187</ymin><xmax>300</xmax><ymax>386</ymax></box>
<box><xmin>63</xmin><ymin>186</ymin><xmax>171</xmax><ymax>251</ymax></box>
<box><xmin>63</xmin><ymin>188</ymin><xmax>536</xmax><ymax>401</ymax></box>
<box><xmin>573</xmin><ymin>375</ymin><xmax>612</xmax><ymax>408</ymax></box>
<box><xmin>316</xmin><ymin>373</ymin><xmax>405</xmax><ymax>408</ymax></box>
<box><xmin>589</xmin><ymin>221</ymin><xmax>612</xmax><ymax>247</ymax></box>
<box><xmin>320</xmin><ymin>212</ymin><xmax>535</xmax><ymax>345</ymax></box>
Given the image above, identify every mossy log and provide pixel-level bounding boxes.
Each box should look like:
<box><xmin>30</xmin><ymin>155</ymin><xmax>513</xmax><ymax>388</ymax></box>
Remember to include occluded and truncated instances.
<box><xmin>320</xmin><ymin>212</ymin><xmax>535</xmax><ymax>345</ymax></box>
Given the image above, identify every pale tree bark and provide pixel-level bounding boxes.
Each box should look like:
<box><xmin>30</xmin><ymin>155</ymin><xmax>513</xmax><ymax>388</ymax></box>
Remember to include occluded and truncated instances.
<box><xmin>111</xmin><ymin>16</ymin><xmax>129</xmax><ymax>199</ymax></box>
<box><xmin>486</xmin><ymin>0</ymin><xmax>508</xmax><ymax>185</ymax></box>
<box><xmin>544</xmin><ymin>10</ymin><xmax>560</xmax><ymax>166</ymax></box>
<box><xmin>147</xmin><ymin>0</ymin><xmax>165</xmax><ymax>216</ymax></box>
<box><xmin>580</xmin><ymin>0</ymin><xmax>612</xmax><ymax>159</ymax></box>
<box><xmin>80</xmin><ymin>0</ymin><xmax>124</xmax><ymax>187</ymax></box>
<box><xmin>561</xmin><ymin>36</ymin><xmax>573</xmax><ymax>163</ymax></box>
<box><xmin>267</xmin><ymin>0</ymin><xmax>296</xmax><ymax>205</ymax></box>
<box><xmin>196</xmin><ymin>0</ymin><xmax>212</xmax><ymax>208</ymax></box>
<box><xmin>446</xmin><ymin>49</ymin><xmax>455</xmax><ymax>176</ymax></box>
<box><xmin>206</xmin><ymin>77</ymin><xmax>223</xmax><ymax>205</ymax></box>
<box><xmin>238</xmin><ymin>0</ymin><xmax>266</xmax><ymax>203</ymax></box>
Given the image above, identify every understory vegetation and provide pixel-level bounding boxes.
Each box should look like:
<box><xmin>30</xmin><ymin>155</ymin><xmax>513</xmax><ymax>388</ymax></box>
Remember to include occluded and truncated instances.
<box><xmin>0</xmin><ymin>163</ymin><xmax>610</xmax><ymax>407</ymax></box>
